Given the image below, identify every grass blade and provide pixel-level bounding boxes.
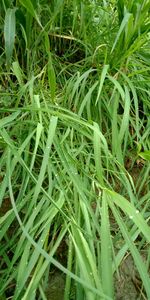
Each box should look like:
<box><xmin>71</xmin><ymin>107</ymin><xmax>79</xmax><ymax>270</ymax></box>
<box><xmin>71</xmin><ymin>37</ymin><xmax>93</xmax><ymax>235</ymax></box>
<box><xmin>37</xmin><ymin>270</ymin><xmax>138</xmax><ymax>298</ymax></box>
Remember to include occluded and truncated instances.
<box><xmin>107</xmin><ymin>189</ymin><xmax>150</xmax><ymax>243</ymax></box>
<box><xmin>101</xmin><ymin>191</ymin><xmax>114</xmax><ymax>299</ymax></box>
<box><xmin>111</xmin><ymin>12</ymin><xmax>131</xmax><ymax>53</ymax></box>
<box><xmin>4</xmin><ymin>8</ymin><xmax>16</xmax><ymax>67</ymax></box>
<box><xmin>19</xmin><ymin>0</ymin><xmax>42</xmax><ymax>27</ymax></box>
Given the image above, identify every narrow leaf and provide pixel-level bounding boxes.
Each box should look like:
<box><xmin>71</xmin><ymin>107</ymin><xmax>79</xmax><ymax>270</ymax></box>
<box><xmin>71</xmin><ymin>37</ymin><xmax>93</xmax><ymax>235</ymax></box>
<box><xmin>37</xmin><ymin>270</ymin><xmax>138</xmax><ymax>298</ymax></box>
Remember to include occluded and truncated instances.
<box><xmin>19</xmin><ymin>0</ymin><xmax>42</xmax><ymax>27</ymax></box>
<box><xmin>101</xmin><ymin>191</ymin><xmax>114</xmax><ymax>298</ymax></box>
<box><xmin>139</xmin><ymin>151</ymin><xmax>150</xmax><ymax>161</ymax></box>
<box><xmin>111</xmin><ymin>12</ymin><xmax>131</xmax><ymax>53</ymax></box>
<box><xmin>4</xmin><ymin>8</ymin><xmax>16</xmax><ymax>67</ymax></box>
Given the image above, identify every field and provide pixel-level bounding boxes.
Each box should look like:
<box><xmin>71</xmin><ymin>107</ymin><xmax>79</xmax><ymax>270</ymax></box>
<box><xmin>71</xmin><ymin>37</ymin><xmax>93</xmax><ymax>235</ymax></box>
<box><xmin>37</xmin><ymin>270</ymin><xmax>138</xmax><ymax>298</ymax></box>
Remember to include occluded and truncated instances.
<box><xmin>0</xmin><ymin>1</ymin><xmax>150</xmax><ymax>299</ymax></box>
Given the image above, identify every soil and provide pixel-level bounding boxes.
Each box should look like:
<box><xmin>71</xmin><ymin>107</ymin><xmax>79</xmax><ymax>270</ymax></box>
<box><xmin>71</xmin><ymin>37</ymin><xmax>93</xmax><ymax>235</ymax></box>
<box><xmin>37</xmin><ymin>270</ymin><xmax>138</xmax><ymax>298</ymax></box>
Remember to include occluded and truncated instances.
<box><xmin>115</xmin><ymin>255</ymin><xmax>140</xmax><ymax>300</ymax></box>
<box><xmin>45</xmin><ymin>271</ymin><xmax>65</xmax><ymax>300</ymax></box>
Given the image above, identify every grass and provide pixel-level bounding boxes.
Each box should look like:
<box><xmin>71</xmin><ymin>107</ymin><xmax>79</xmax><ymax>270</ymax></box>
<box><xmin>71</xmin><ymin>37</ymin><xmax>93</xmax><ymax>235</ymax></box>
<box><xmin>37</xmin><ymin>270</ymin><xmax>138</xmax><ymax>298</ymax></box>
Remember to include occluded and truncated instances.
<box><xmin>0</xmin><ymin>0</ymin><xmax>150</xmax><ymax>299</ymax></box>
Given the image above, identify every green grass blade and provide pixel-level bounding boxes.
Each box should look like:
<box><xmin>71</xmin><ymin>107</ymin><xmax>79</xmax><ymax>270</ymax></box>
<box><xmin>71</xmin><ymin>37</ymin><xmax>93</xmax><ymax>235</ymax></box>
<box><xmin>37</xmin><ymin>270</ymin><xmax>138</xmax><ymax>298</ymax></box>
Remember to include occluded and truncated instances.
<box><xmin>111</xmin><ymin>12</ymin><xmax>131</xmax><ymax>53</ymax></box>
<box><xmin>101</xmin><ymin>191</ymin><xmax>114</xmax><ymax>299</ymax></box>
<box><xmin>0</xmin><ymin>111</ymin><xmax>20</xmax><ymax>129</ymax></box>
<box><xmin>4</xmin><ymin>8</ymin><xmax>16</xmax><ymax>67</ymax></box>
<box><xmin>78</xmin><ymin>81</ymin><xmax>98</xmax><ymax>116</ymax></box>
<box><xmin>12</xmin><ymin>61</ymin><xmax>24</xmax><ymax>86</ymax></box>
<box><xmin>32</xmin><ymin>116</ymin><xmax>58</xmax><ymax>204</ymax></box>
<box><xmin>45</xmin><ymin>33</ymin><xmax>56</xmax><ymax>102</ymax></box>
<box><xmin>118</xmin><ymin>85</ymin><xmax>130</xmax><ymax>143</ymax></box>
<box><xmin>139</xmin><ymin>150</ymin><xmax>150</xmax><ymax>161</ymax></box>
<box><xmin>93</xmin><ymin>122</ymin><xmax>104</xmax><ymax>186</ymax></box>
<box><xmin>19</xmin><ymin>0</ymin><xmax>42</xmax><ymax>27</ymax></box>
<box><xmin>95</xmin><ymin>65</ymin><xmax>109</xmax><ymax>105</ymax></box>
<box><xmin>107</xmin><ymin>189</ymin><xmax>150</xmax><ymax>243</ymax></box>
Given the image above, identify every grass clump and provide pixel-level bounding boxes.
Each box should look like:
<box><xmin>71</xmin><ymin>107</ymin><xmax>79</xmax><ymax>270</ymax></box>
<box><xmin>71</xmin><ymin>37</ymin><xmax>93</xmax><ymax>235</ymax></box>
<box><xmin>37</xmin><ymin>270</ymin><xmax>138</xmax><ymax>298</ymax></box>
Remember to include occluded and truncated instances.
<box><xmin>0</xmin><ymin>1</ymin><xmax>150</xmax><ymax>299</ymax></box>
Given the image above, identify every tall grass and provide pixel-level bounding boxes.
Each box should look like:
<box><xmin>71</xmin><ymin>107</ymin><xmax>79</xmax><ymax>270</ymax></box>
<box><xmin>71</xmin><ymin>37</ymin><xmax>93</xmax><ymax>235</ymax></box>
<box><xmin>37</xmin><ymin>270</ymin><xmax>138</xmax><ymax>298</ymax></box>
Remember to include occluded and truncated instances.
<box><xmin>0</xmin><ymin>1</ymin><xmax>150</xmax><ymax>299</ymax></box>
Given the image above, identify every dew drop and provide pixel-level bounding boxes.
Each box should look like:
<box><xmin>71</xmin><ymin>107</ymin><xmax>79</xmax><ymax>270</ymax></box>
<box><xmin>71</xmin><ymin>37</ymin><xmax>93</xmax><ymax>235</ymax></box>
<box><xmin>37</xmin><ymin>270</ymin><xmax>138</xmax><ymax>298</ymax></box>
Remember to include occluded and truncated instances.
<box><xmin>135</xmin><ymin>210</ymin><xmax>139</xmax><ymax>214</ymax></box>
<box><xmin>129</xmin><ymin>215</ymin><xmax>133</xmax><ymax>219</ymax></box>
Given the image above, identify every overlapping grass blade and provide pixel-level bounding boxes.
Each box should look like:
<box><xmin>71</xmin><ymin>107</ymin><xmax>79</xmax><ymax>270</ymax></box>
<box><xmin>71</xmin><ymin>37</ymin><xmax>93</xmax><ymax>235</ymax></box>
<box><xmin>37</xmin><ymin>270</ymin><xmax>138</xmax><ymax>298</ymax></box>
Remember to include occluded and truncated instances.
<box><xmin>1</xmin><ymin>1</ymin><xmax>150</xmax><ymax>299</ymax></box>
<box><xmin>109</xmin><ymin>201</ymin><xmax>150</xmax><ymax>299</ymax></box>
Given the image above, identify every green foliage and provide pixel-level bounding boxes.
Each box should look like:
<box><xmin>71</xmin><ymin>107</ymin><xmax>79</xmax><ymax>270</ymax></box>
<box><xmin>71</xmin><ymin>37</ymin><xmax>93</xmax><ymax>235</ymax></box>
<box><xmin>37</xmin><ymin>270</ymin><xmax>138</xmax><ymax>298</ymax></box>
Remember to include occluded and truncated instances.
<box><xmin>111</xmin><ymin>0</ymin><xmax>150</xmax><ymax>68</ymax></box>
<box><xmin>0</xmin><ymin>1</ymin><xmax>150</xmax><ymax>299</ymax></box>
<box><xmin>4</xmin><ymin>8</ymin><xmax>16</xmax><ymax>68</ymax></box>
<box><xmin>138</xmin><ymin>150</ymin><xmax>150</xmax><ymax>161</ymax></box>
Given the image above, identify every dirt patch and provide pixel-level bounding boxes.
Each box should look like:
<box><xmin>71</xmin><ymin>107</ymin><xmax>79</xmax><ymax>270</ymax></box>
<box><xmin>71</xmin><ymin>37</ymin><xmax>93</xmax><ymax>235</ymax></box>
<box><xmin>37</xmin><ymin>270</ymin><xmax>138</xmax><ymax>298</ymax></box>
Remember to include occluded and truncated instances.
<box><xmin>45</xmin><ymin>271</ymin><xmax>65</xmax><ymax>300</ymax></box>
<box><xmin>115</xmin><ymin>255</ymin><xmax>146</xmax><ymax>300</ymax></box>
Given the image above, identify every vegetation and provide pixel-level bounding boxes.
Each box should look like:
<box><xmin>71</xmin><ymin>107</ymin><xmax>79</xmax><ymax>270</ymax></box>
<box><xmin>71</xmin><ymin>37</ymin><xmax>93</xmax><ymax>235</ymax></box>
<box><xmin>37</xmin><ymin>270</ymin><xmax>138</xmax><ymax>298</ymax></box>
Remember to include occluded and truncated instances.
<box><xmin>0</xmin><ymin>0</ymin><xmax>150</xmax><ymax>299</ymax></box>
